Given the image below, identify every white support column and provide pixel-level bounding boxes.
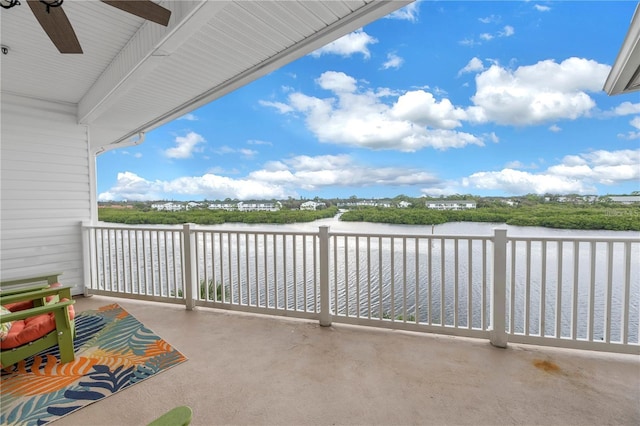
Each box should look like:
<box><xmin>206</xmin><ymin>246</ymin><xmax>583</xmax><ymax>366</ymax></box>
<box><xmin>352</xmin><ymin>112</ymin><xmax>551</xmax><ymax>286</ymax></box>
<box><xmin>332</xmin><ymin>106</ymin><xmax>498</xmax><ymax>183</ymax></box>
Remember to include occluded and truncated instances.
<box><xmin>80</xmin><ymin>221</ymin><xmax>94</xmax><ymax>297</ymax></box>
<box><xmin>183</xmin><ymin>223</ymin><xmax>197</xmax><ymax>311</ymax></box>
<box><xmin>490</xmin><ymin>228</ymin><xmax>508</xmax><ymax>348</ymax></box>
<box><xmin>319</xmin><ymin>226</ymin><xmax>331</xmax><ymax>326</ymax></box>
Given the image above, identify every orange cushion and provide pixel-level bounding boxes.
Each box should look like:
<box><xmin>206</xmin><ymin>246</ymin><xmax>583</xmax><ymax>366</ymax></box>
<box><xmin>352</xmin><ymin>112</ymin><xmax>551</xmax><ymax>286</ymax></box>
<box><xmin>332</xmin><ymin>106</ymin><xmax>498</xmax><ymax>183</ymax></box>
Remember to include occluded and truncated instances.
<box><xmin>0</xmin><ymin>303</ymin><xmax>74</xmax><ymax>350</ymax></box>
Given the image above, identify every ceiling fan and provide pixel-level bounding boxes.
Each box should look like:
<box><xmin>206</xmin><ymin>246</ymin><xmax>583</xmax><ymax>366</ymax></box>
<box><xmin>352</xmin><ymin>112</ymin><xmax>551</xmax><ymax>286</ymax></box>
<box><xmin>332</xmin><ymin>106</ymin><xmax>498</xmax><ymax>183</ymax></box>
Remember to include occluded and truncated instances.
<box><xmin>0</xmin><ymin>0</ymin><xmax>171</xmax><ymax>54</ymax></box>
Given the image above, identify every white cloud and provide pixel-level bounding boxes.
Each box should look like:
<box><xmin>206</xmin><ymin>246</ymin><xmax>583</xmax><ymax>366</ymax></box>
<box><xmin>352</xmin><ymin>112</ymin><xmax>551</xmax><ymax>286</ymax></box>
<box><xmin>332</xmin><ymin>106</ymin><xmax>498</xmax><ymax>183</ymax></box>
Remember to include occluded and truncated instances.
<box><xmin>239</xmin><ymin>149</ymin><xmax>258</xmax><ymax>157</ymax></box>
<box><xmin>470</xmin><ymin>58</ymin><xmax>610</xmax><ymax>125</ymax></box>
<box><xmin>98</xmin><ymin>172</ymin><xmax>165</xmax><ymax>201</ymax></box>
<box><xmin>391</xmin><ymin>90</ymin><xmax>466</xmax><ymax>129</ymax></box>
<box><xmin>262</xmin><ymin>71</ymin><xmax>484</xmax><ymax>151</ymax></box>
<box><xmin>479</xmin><ymin>33</ymin><xmax>494</xmax><ymax>41</ymax></box>
<box><xmin>213</xmin><ymin>146</ymin><xmax>258</xmax><ymax>157</ymax></box>
<box><xmin>386</xmin><ymin>2</ymin><xmax>420</xmax><ymax>22</ymax></box>
<box><xmin>534</xmin><ymin>4</ymin><xmax>551</xmax><ymax>12</ymax></box>
<box><xmin>262</xmin><ymin>58</ymin><xmax>615</xmax><ymax>152</ymax></box>
<box><xmin>459</xmin><ymin>149</ymin><xmax>640</xmax><ymax>195</ymax></box>
<box><xmin>247</xmin><ymin>139</ymin><xmax>273</xmax><ymax>146</ymax></box>
<box><xmin>250</xmin><ymin>154</ymin><xmax>440</xmax><ymax>190</ymax></box>
<box><xmin>499</xmin><ymin>25</ymin><xmax>515</xmax><ymax>37</ymax></box>
<box><xmin>164</xmin><ymin>132</ymin><xmax>205</xmax><ymax>159</ymax></box>
<box><xmin>316</xmin><ymin>71</ymin><xmax>358</xmax><ymax>93</ymax></box>
<box><xmin>98</xmin><ymin>155</ymin><xmax>442</xmax><ymax>201</ymax></box>
<box><xmin>382</xmin><ymin>53</ymin><xmax>404</xmax><ymax>70</ymax></box>
<box><xmin>611</xmin><ymin>102</ymin><xmax>640</xmax><ymax>116</ymax></box>
<box><xmin>258</xmin><ymin>100</ymin><xmax>294</xmax><ymax>114</ymax></box>
<box><xmin>178</xmin><ymin>113</ymin><xmax>198</xmax><ymax>121</ymax></box>
<box><xmin>464</xmin><ymin>169</ymin><xmax>595</xmax><ymax>195</ymax></box>
<box><xmin>98</xmin><ymin>171</ymin><xmax>290</xmax><ymax>201</ymax></box>
<box><xmin>311</xmin><ymin>29</ymin><xmax>377</xmax><ymax>59</ymax></box>
<box><xmin>479</xmin><ymin>15</ymin><xmax>500</xmax><ymax>24</ymax></box>
<box><xmin>549</xmin><ymin>124</ymin><xmax>562</xmax><ymax>132</ymax></box>
<box><xmin>458</xmin><ymin>57</ymin><xmax>485</xmax><ymax>75</ymax></box>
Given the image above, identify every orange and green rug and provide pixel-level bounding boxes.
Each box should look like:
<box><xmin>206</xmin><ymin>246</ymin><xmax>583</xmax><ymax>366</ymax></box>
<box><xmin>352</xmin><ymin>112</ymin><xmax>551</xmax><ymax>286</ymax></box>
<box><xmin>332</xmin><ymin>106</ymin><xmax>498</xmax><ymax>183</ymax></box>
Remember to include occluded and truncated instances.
<box><xmin>1</xmin><ymin>303</ymin><xmax>187</xmax><ymax>425</ymax></box>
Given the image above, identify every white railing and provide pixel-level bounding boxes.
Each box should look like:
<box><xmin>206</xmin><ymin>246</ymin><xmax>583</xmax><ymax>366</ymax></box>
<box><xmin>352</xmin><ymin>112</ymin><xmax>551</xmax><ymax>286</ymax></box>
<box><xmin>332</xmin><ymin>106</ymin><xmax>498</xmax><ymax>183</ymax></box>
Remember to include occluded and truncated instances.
<box><xmin>82</xmin><ymin>223</ymin><xmax>640</xmax><ymax>354</ymax></box>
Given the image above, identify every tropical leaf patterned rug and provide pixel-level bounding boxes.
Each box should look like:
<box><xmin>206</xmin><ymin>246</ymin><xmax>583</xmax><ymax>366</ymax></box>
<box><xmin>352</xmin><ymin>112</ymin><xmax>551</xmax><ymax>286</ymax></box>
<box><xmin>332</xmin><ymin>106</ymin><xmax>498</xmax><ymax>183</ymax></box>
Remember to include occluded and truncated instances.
<box><xmin>1</xmin><ymin>303</ymin><xmax>187</xmax><ymax>426</ymax></box>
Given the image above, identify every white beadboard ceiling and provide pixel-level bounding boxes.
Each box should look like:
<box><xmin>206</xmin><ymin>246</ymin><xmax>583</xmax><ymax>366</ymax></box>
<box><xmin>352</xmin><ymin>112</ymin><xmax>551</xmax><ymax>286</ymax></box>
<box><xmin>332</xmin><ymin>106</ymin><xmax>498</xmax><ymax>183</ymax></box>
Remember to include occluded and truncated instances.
<box><xmin>1</xmin><ymin>0</ymin><xmax>412</xmax><ymax>150</ymax></box>
<box><xmin>604</xmin><ymin>3</ymin><xmax>640</xmax><ymax>95</ymax></box>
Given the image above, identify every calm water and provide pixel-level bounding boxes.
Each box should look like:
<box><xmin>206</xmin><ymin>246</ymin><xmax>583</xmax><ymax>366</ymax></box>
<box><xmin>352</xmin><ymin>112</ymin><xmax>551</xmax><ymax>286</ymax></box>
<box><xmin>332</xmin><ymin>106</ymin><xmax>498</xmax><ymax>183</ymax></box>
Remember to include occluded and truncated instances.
<box><xmin>98</xmin><ymin>218</ymin><xmax>639</xmax><ymax>342</ymax></box>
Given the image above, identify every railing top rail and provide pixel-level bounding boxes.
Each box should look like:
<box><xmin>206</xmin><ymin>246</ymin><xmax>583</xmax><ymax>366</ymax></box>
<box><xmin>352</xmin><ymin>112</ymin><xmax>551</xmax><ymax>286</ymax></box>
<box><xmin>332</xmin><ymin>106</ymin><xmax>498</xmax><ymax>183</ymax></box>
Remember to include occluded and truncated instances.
<box><xmin>329</xmin><ymin>231</ymin><xmax>494</xmax><ymax>241</ymax></box>
<box><xmin>84</xmin><ymin>222</ymin><xmax>320</xmax><ymax>237</ymax></box>
<box><xmin>84</xmin><ymin>223</ymin><xmax>184</xmax><ymax>233</ymax></box>
<box><xmin>507</xmin><ymin>235</ymin><xmax>640</xmax><ymax>243</ymax></box>
<box><xmin>193</xmin><ymin>229</ymin><xmax>319</xmax><ymax>238</ymax></box>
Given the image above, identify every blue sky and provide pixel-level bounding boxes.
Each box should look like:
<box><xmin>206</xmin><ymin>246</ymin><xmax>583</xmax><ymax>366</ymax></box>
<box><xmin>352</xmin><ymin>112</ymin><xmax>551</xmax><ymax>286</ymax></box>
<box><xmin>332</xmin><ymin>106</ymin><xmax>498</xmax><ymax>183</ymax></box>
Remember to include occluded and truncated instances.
<box><xmin>98</xmin><ymin>1</ymin><xmax>640</xmax><ymax>202</ymax></box>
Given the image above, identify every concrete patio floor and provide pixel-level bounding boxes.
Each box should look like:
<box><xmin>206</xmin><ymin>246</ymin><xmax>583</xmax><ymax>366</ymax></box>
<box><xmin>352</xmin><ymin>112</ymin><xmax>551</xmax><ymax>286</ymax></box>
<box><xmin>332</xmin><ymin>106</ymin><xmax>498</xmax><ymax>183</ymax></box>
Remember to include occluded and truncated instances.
<box><xmin>57</xmin><ymin>295</ymin><xmax>639</xmax><ymax>426</ymax></box>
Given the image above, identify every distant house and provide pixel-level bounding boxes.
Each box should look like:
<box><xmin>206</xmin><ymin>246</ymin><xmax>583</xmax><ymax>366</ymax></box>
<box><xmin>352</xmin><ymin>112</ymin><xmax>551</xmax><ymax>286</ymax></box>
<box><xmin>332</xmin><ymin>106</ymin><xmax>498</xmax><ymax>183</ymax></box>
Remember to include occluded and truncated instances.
<box><xmin>608</xmin><ymin>195</ymin><xmax>640</xmax><ymax>204</ymax></box>
<box><xmin>151</xmin><ymin>202</ymin><xmax>184</xmax><ymax>211</ymax></box>
<box><xmin>237</xmin><ymin>201</ymin><xmax>281</xmax><ymax>212</ymax></box>
<box><xmin>336</xmin><ymin>200</ymin><xmax>392</xmax><ymax>208</ymax></box>
<box><xmin>397</xmin><ymin>201</ymin><xmax>412</xmax><ymax>208</ymax></box>
<box><xmin>426</xmin><ymin>200</ymin><xmax>476</xmax><ymax>210</ymax></box>
<box><xmin>300</xmin><ymin>201</ymin><xmax>325</xmax><ymax>211</ymax></box>
<box><xmin>208</xmin><ymin>203</ymin><xmax>237</xmax><ymax>211</ymax></box>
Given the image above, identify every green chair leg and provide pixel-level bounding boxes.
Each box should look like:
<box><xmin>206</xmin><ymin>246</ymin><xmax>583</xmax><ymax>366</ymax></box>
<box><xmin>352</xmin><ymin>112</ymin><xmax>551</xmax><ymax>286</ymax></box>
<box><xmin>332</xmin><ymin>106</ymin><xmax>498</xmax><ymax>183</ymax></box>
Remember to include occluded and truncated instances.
<box><xmin>148</xmin><ymin>406</ymin><xmax>193</xmax><ymax>426</ymax></box>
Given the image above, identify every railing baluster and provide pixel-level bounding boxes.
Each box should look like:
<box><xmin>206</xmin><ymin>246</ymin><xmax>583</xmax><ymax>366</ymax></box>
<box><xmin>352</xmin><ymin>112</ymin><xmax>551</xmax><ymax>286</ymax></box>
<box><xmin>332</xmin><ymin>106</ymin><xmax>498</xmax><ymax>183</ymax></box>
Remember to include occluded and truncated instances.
<box><xmin>263</xmin><ymin>234</ymin><xmax>268</xmax><ymax>308</ymax></box>
<box><xmin>367</xmin><ymin>237</ymin><xmax>372</xmax><ymax>319</ymax></box>
<box><xmin>540</xmin><ymin>241</ymin><xmax>547</xmax><ymax>337</ymax></box>
<box><xmin>467</xmin><ymin>239</ymin><xmax>472</xmax><ymax>329</ymax></box>
<box><xmin>344</xmin><ymin>235</ymin><xmax>349</xmax><ymax>317</ymax></box>
<box><xmin>402</xmin><ymin>237</ymin><xmax>407</xmax><ymax>322</ymax></box>
<box><xmin>556</xmin><ymin>241</ymin><xmax>563</xmax><ymax>338</ymax></box>
<box><xmin>623</xmin><ymin>242</ymin><xmax>631</xmax><ymax>345</ymax></box>
<box><xmin>378</xmin><ymin>237</ymin><xmax>383</xmax><ymax>320</ymax></box>
<box><xmin>428</xmin><ymin>236</ymin><xmax>432</xmax><ymax>325</ymax></box>
<box><xmin>440</xmin><ymin>238</ymin><xmax>444</xmax><ymax>326</ymax></box>
<box><xmin>572</xmin><ymin>241</ymin><xmax>579</xmax><ymax>340</ymax></box>
<box><xmin>245</xmin><ymin>234</ymin><xmax>250</xmax><ymax>307</ymax></box>
<box><xmin>254</xmin><ymin>234</ymin><xmax>259</xmax><ymax>307</ymax></box>
<box><xmin>356</xmin><ymin>236</ymin><xmax>361</xmax><ymax>318</ymax></box>
<box><xmin>482</xmin><ymin>239</ymin><xmax>487</xmax><ymax>330</ymax></box>
<box><xmin>415</xmin><ymin>238</ymin><xmax>420</xmax><ymax>324</ymax></box>
<box><xmin>293</xmin><ymin>235</ymin><xmax>297</xmax><ymax>311</ymax></box>
<box><xmin>391</xmin><ymin>237</ymin><xmax>395</xmax><ymax>321</ymax></box>
<box><xmin>510</xmin><ymin>240</ymin><xmax>516</xmax><ymax>334</ymax></box>
<box><xmin>525</xmin><ymin>240</ymin><xmax>531</xmax><ymax>336</ymax></box>
<box><xmin>236</xmin><ymin>233</ymin><xmax>241</xmax><ymax>305</ymax></box>
<box><xmin>606</xmin><ymin>242</ymin><xmax>614</xmax><ymax>343</ymax></box>
<box><xmin>454</xmin><ymin>238</ymin><xmax>459</xmax><ymax>328</ymax></box>
<box><xmin>589</xmin><ymin>241</ymin><xmax>596</xmax><ymax>341</ymax></box>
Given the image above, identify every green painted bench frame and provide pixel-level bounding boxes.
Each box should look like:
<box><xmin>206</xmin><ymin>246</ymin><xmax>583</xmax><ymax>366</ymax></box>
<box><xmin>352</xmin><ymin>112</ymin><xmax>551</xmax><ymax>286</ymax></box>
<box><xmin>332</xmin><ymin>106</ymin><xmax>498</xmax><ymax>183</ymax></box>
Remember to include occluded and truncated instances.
<box><xmin>0</xmin><ymin>272</ymin><xmax>64</xmax><ymax>297</ymax></box>
<box><xmin>1</xmin><ymin>275</ymin><xmax>75</xmax><ymax>367</ymax></box>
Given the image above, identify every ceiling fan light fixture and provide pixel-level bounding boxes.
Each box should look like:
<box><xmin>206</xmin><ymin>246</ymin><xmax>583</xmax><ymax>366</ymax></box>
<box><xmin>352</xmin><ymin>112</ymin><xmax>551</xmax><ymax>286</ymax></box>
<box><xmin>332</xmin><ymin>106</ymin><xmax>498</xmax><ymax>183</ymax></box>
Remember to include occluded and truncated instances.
<box><xmin>0</xmin><ymin>0</ymin><xmax>21</xmax><ymax>9</ymax></box>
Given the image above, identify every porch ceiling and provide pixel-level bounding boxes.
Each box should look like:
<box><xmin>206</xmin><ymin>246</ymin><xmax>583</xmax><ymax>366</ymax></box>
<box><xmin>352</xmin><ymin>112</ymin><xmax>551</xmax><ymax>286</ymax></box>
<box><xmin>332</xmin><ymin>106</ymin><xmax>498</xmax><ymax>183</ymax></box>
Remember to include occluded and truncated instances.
<box><xmin>604</xmin><ymin>2</ymin><xmax>640</xmax><ymax>95</ymax></box>
<box><xmin>1</xmin><ymin>0</ymin><xmax>411</xmax><ymax>150</ymax></box>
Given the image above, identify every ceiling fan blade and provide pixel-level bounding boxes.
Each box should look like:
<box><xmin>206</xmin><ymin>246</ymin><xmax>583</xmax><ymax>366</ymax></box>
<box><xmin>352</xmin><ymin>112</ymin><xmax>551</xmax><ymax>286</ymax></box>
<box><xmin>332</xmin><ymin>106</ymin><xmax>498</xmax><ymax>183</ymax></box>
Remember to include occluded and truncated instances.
<box><xmin>27</xmin><ymin>0</ymin><xmax>82</xmax><ymax>53</ymax></box>
<box><xmin>101</xmin><ymin>1</ymin><xmax>171</xmax><ymax>26</ymax></box>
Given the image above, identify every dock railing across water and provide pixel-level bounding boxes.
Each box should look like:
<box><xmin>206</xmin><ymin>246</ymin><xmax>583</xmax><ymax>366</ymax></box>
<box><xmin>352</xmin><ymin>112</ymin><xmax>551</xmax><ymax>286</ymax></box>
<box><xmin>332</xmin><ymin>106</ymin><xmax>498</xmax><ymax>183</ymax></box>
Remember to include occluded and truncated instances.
<box><xmin>82</xmin><ymin>222</ymin><xmax>640</xmax><ymax>354</ymax></box>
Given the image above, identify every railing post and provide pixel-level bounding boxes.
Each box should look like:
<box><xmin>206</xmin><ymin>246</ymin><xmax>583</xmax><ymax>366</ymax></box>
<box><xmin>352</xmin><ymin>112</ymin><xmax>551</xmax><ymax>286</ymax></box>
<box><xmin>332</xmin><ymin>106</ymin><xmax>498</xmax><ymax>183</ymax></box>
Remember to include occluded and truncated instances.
<box><xmin>319</xmin><ymin>226</ymin><xmax>331</xmax><ymax>326</ymax></box>
<box><xmin>81</xmin><ymin>221</ymin><xmax>93</xmax><ymax>297</ymax></box>
<box><xmin>183</xmin><ymin>223</ymin><xmax>197</xmax><ymax>311</ymax></box>
<box><xmin>490</xmin><ymin>228</ymin><xmax>508</xmax><ymax>348</ymax></box>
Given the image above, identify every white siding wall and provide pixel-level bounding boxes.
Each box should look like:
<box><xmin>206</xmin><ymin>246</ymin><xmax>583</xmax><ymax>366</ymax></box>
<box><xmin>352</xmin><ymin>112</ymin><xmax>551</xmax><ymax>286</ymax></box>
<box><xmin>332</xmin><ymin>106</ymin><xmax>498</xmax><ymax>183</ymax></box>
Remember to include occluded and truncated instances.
<box><xmin>1</xmin><ymin>94</ymin><xmax>91</xmax><ymax>293</ymax></box>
